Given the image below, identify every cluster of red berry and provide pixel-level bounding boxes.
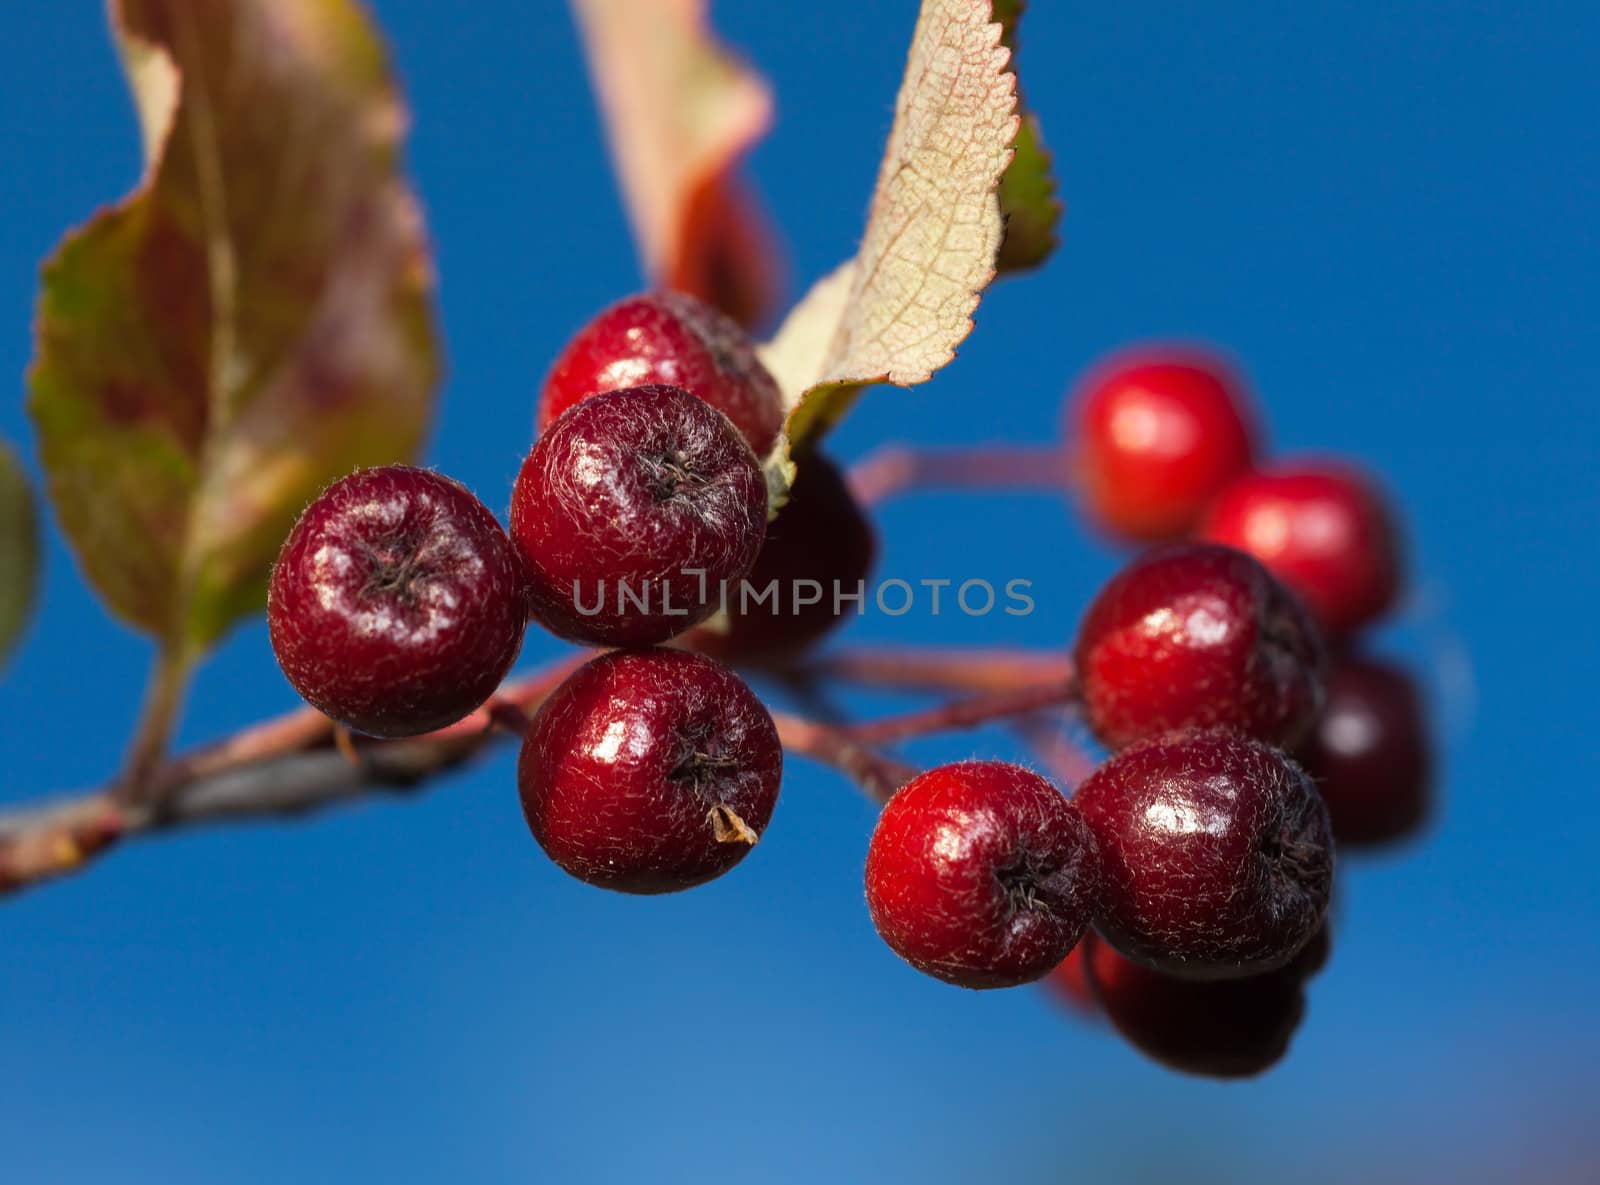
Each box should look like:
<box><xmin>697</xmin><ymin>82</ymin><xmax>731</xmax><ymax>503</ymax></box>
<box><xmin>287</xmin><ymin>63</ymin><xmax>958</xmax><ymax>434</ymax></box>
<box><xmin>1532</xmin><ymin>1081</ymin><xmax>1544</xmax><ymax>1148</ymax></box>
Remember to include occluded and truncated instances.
<box><xmin>265</xmin><ymin>296</ymin><xmax>1428</xmax><ymax>1079</ymax></box>
<box><xmin>268</xmin><ymin>292</ymin><xmax>868</xmax><ymax>892</ymax></box>
<box><xmin>1028</xmin><ymin>350</ymin><xmax>1429</xmax><ymax>1075</ymax></box>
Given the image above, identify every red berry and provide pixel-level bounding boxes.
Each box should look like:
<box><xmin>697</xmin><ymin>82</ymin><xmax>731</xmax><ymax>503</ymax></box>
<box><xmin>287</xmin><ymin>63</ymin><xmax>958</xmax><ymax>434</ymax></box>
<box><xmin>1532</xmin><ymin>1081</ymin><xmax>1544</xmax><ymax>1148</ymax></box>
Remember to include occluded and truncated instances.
<box><xmin>687</xmin><ymin>453</ymin><xmax>877</xmax><ymax>664</ymax></box>
<box><xmin>1200</xmin><ymin>461</ymin><xmax>1403</xmax><ymax>635</ymax></box>
<box><xmin>510</xmin><ymin>385</ymin><xmax>768</xmax><ymax>647</ymax></box>
<box><xmin>1074</xmin><ymin>542</ymin><xmax>1328</xmax><ymax>749</ymax></box>
<box><xmin>268</xmin><ymin>466</ymin><xmax>527</xmax><ymax>738</ymax></box>
<box><xmin>1043</xmin><ymin>936</ymin><xmax>1101</xmax><ymax>1017</ymax></box>
<box><xmin>1074</xmin><ymin>730</ymin><xmax>1334</xmax><ymax>980</ymax></box>
<box><xmin>518</xmin><ymin>648</ymin><xmax>783</xmax><ymax>894</ymax></box>
<box><xmin>1085</xmin><ymin>934</ymin><xmax>1306</xmax><ymax>1078</ymax></box>
<box><xmin>1070</xmin><ymin>347</ymin><xmax>1257</xmax><ymax>541</ymax></box>
<box><xmin>865</xmin><ymin>761</ymin><xmax>1102</xmax><ymax>990</ymax></box>
<box><xmin>1297</xmin><ymin>656</ymin><xmax>1433</xmax><ymax>848</ymax></box>
<box><xmin>541</xmin><ymin>291</ymin><xmax>784</xmax><ymax>455</ymax></box>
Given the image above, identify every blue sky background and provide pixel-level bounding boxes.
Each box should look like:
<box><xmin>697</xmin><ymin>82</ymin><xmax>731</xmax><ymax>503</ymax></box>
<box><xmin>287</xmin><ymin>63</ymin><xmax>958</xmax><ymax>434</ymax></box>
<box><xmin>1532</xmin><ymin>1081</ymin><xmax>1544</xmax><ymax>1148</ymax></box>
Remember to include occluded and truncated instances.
<box><xmin>4</xmin><ymin>2</ymin><xmax>1599</xmax><ymax>1182</ymax></box>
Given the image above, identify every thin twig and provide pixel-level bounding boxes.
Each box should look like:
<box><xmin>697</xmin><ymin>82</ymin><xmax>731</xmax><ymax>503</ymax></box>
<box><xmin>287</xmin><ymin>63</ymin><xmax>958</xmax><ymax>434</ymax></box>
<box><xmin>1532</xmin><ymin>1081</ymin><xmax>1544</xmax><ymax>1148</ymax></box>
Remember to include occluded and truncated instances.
<box><xmin>1</xmin><ymin>646</ymin><xmax>1088</xmax><ymax>897</ymax></box>
<box><xmin>809</xmin><ymin>646</ymin><xmax>1075</xmax><ymax>696</ymax></box>
<box><xmin>848</xmin><ymin>443</ymin><xmax>1068</xmax><ymax>507</ymax></box>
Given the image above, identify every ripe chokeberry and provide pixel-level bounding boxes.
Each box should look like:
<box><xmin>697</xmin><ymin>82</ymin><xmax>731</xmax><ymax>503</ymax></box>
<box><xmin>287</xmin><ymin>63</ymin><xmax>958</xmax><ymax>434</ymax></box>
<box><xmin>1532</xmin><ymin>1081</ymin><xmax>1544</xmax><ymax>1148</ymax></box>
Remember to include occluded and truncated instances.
<box><xmin>268</xmin><ymin>466</ymin><xmax>527</xmax><ymax>738</ymax></box>
<box><xmin>1069</xmin><ymin>347</ymin><xmax>1257</xmax><ymax>541</ymax></box>
<box><xmin>540</xmin><ymin>290</ymin><xmax>784</xmax><ymax>455</ymax></box>
<box><xmin>1074</xmin><ymin>729</ymin><xmax>1334</xmax><ymax>980</ymax></box>
<box><xmin>865</xmin><ymin>761</ymin><xmax>1102</xmax><ymax>990</ymax></box>
<box><xmin>510</xmin><ymin>385</ymin><xmax>768</xmax><ymax>647</ymax></box>
<box><xmin>518</xmin><ymin>648</ymin><xmax>783</xmax><ymax>894</ymax></box>
<box><xmin>1073</xmin><ymin>542</ymin><xmax>1328</xmax><ymax>750</ymax></box>
<box><xmin>1084</xmin><ymin>934</ymin><xmax>1307</xmax><ymax>1079</ymax></box>
<box><xmin>1297</xmin><ymin>655</ymin><xmax>1433</xmax><ymax>848</ymax></box>
<box><xmin>1200</xmin><ymin>460</ymin><xmax>1402</xmax><ymax>636</ymax></box>
<box><xmin>688</xmin><ymin>452</ymin><xmax>876</xmax><ymax>664</ymax></box>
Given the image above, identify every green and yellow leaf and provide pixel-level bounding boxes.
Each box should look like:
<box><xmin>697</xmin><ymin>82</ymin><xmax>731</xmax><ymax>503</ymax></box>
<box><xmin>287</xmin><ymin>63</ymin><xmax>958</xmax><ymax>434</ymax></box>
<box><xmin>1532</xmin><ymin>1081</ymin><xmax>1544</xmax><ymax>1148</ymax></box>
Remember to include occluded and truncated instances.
<box><xmin>28</xmin><ymin>0</ymin><xmax>440</xmax><ymax>654</ymax></box>
<box><xmin>758</xmin><ymin>0</ymin><xmax>1030</xmax><ymax>487</ymax></box>
<box><xmin>0</xmin><ymin>439</ymin><xmax>40</xmax><ymax>667</ymax></box>
<box><xmin>992</xmin><ymin>0</ymin><xmax>1060</xmax><ymax>273</ymax></box>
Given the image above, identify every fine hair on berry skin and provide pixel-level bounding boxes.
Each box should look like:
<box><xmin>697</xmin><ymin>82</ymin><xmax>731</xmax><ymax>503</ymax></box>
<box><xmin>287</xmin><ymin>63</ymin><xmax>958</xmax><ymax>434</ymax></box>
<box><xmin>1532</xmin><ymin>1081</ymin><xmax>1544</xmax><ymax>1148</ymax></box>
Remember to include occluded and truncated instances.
<box><xmin>518</xmin><ymin>647</ymin><xmax>783</xmax><ymax>894</ymax></box>
<box><xmin>1073</xmin><ymin>729</ymin><xmax>1335</xmax><ymax>981</ymax></box>
<box><xmin>1074</xmin><ymin>542</ymin><xmax>1329</xmax><ymax>750</ymax></box>
<box><xmin>268</xmin><ymin>465</ymin><xmax>528</xmax><ymax>739</ymax></box>
<box><xmin>865</xmin><ymin>761</ymin><xmax>1103</xmax><ymax>990</ymax></box>
<box><xmin>511</xmin><ymin>384</ymin><xmax>768</xmax><ymax>647</ymax></box>
<box><xmin>540</xmin><ymin>290</ymin><xmax>785</xmax><ymax>454</ymax></box>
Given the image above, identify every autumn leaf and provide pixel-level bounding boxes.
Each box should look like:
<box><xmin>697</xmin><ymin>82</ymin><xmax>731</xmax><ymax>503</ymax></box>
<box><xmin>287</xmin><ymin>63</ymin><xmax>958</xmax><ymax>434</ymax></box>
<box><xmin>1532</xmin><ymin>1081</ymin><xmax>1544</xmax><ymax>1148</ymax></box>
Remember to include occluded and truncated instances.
<box><xmin>28</xmin><ymin>0</ymin><xmax>440</xmax><ymax>657</ymax></box>
<box><xmin>569</xmin><ymin>0</ymin><xmax>783</xmax><ymax>328</ymax></box>
<box><xmin>0</xmin><ymin>439</ymin><xmax>40</xmax><ymax>668</ymax></box>
<box><xmin>993</xmin><ymin>0</ymin><xmax>1061</xmax><ymax>273</ymax></box>
<box><xmin>758</xmin><ymin>0</ymin><xmax>1026</xmax><ymax>482</ymax></box>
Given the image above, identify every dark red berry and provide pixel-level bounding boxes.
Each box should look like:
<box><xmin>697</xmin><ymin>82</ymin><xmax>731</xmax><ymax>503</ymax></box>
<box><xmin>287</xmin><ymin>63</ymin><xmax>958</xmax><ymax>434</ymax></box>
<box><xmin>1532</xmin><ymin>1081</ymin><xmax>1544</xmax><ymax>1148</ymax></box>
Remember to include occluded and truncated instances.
<box><xmin>1043</xmin><ymin>937</ymin><xmax>1101</xmax><ymax>1017</ymax></box>
<box><xmin>541</xmin><ymin>291</ymin><xmax>784</xmax><ymax>455</ymax></box>
<box><xmin>1200</xmin><ymin>461</ymin><xmax>1403</xmax><ymax>636</ymax></box>
<box><xmin>1074</xmin><ymin>730</ymin><xmax>1334</xmax><ymax>980</ymax></box>
<box><xmin>1298</xmin><ymin>656</ymin><xmax>1433</xmax><ymax>848</ymax></box>
<box><xmin>865</xmin><ymin>761</ymin><xmax>1102</xmax><ymax>990</ymax></box>
<box><xmin>510</xmin><ymin>385</ymin><xmax>768</xmax><ymax>647</ymax></box>
<box><xmin>268</xmin><ymin>466</ymin><xmax>527</xmax><ymax>738</ymax></box>
<box><xmin>687</xmin><ymin>453</ymin><xmax>876</xmax><ymax>664</ymax></box>
<box><xmin>1085</xmin><ymin>935</ymin><xmax>1306</xmax><ymax>1078</ymax></box>
<box><xmin>1070</xmin><ymin>347</ymin><xmax>1257</xmax><ymax>541</ymax></box>
<box><xmin>1074</xmin><ymin>542</ymin><xmax>1328</xmax><ymax>749</ymax></box>
<box><xmin>518</xmin><ymin>648</ymin><xmax>783</xmax><ymax>894</ymax></box>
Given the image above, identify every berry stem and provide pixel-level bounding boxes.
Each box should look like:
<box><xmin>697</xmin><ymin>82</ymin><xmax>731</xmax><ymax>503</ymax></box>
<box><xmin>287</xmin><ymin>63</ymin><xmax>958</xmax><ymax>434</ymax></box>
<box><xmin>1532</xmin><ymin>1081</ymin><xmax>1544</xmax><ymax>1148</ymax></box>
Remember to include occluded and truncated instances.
<box><xmin>808</xmin><ymin>646</ymin><xmax>1075</xmax><ymax>696</ymax></box>
<box><xmin>0</xmin><ymin>647</ymin><xmax>1082</xmax><ymax>893</ymax></box>
<box><xmin>846</xmin><ymin>683</ymin><xmax>1075</xmax><ymax>744</ymax></box>
<box><xmin>847</xmin><ymin>443</ymin><xmax>1069</xmax><ymax>507</ymax></box>
<box><xmin>770</xmin><ymin>714</ymin><xmax>918</xmax><ymax>804</ymax></box>
<box><xmin>118</xmin><ymin>644</ymin><xmax>196</xmax><ymax>805</ymax></box>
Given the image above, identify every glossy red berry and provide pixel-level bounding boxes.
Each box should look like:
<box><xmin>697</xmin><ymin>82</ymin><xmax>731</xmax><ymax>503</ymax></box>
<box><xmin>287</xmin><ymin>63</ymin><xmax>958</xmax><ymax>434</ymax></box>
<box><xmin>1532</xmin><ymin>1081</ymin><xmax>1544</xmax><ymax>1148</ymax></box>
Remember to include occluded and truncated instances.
<box><xmin>1298</xmin><ymin>656</ymin><xmax>1433</xmax><ymax>848</ymax></box>
<box><xmin>518</xmin><ymin>648</ymin><xmax>783</xmax><ymax>894</ymax></box>
<box><xmin>687</xmin><ymin>453</ymin><xmax>876</xmax><ymax>664</ymax></box>
<box><xmin>865</xmin><ymin>761</ymin><xmax>1102</xmax><ymax>990</ymax></box>
<box><xmin>268</xmin><ymin>466</ymin><xmax>527</xmax><ymax>738</ymax></box>
<box><xmin>541</xmin><ymin>290</ymin><xmax>784</xmax><ymax>454</ymax></box>
<box><xmin>1070</xmin><ymin>347</ymin><xmax>1257</xmax><ymax>541</ymax></box>
<box><xmin>510</xmin><ymin>385</ymin><xmax>768</xmax><ymax>647</ymax></box>
<box><xmin>1074</xmin><ymin>542</ymin><xmax>1328</xmax><ymax>749</ymax></box>
<box><xmin>1074</xmin><ymin>730</ymin><xmax>1334</xmax><ymax>980</ymax></box>
<box><xmin>1085</xmin><ymin>935</ymin><xmax>1306</xmax><ymax>1078</ymax></box>
<box><xmin>1200</xmin><ymin>461</ymin><xmax>1403</xmax><ymax>636</ymax></box>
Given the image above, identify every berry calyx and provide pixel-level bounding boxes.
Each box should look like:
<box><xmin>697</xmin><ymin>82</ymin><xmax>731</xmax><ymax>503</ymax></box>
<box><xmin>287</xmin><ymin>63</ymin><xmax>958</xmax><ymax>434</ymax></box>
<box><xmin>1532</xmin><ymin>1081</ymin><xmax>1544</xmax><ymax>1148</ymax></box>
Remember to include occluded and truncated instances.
<box><xmin>1297</xmin><ymin>655</ymin><xmax>1433</xmax><ymax>848</ymax></box>
<box><xmin>1069</xmin><ymin>346</ymin><xmax>1257</xmax><ymax>541</ymax></box>
<box><xmin>1074</xmin><ymin>729</ymin><xmax>1334</xmax><ymax>980</ymax></box>
<box><xmin>518</xmin><ymin>648</ymin><xmax>783</xmax><ymax>894</ymax></box>
<box><xmin>540</xmin><ymin>290</ymin><xmax>784</xmax><ymax>455</ymax></box>
<box><xmin>268</xmin><ymin>465</ymin><xmax>527</xmax><ymax>738</ymax></box>
<box><xmin>1074</xmin><ymin>542</ymin><xmax>1328</xmax><ymax>749</ymax></box>
<box><xmin>1084</xmin><ymin>934</ymin><xmax>1307</xmax><ymax>1078</ymax></box>
<box><xmin>1199</xmin><ymin>460</ymin><xmax>1403</xmax><ymax>636</ymax></box>
<box><xmin>687</xmin><ymin>452</ymin><xmax>877</xmax><ymax>664</ymax></box>
<box><xmin>865</xmin><ymin>761</ymin><xmax>1102</xmax><ymax>990</ymax></box>
<box><xmin>510</xmin><ymin>385</ymin><xmax>768</xmax><ymax>647</ymax></box>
